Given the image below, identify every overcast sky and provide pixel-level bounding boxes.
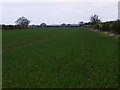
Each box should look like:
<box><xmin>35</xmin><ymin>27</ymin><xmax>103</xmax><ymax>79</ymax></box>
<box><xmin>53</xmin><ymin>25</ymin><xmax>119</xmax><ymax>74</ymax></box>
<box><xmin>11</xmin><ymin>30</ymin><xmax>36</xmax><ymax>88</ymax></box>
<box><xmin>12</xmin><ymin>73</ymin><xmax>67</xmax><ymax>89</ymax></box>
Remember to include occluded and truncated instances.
<box><xmin>0</xmin><ymin>0</ymin><xmax>119</xmax><ymax>25</ymax></box>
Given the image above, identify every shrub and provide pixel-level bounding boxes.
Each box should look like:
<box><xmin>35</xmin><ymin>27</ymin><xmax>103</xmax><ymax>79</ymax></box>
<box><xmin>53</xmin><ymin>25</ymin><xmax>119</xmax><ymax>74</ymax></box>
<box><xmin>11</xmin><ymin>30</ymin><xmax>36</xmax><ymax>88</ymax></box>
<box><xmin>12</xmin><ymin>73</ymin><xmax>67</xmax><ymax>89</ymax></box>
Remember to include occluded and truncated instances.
<box><xmin>93</xmin><ymin>20</ymin><xmax>120</xmax><ymax>35</ymax></box>
<box><xmin>111</xmin><ymin>20</ymin><xmax>120</xmax><ymax>34</ymax></box>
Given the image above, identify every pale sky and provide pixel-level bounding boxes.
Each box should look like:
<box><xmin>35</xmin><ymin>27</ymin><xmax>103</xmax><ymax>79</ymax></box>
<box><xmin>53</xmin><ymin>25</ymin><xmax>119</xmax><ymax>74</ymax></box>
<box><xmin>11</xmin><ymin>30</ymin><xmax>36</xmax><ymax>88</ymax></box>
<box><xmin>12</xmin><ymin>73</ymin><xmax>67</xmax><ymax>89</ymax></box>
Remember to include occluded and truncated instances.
<box><xmin>0</xmin><ymin>0</ymin><xmax>119</xmax><ymax>25</ymax></box>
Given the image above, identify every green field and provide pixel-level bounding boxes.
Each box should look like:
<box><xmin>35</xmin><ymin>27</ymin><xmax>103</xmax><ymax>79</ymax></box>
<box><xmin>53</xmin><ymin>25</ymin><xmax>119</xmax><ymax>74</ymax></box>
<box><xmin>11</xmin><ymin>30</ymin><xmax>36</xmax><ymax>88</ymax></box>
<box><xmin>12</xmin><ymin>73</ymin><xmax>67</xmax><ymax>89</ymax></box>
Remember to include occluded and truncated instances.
<box><xmin>2</xmin><ymin>27</ymin><xmax>118</xmax><ymax>88</ymax></box>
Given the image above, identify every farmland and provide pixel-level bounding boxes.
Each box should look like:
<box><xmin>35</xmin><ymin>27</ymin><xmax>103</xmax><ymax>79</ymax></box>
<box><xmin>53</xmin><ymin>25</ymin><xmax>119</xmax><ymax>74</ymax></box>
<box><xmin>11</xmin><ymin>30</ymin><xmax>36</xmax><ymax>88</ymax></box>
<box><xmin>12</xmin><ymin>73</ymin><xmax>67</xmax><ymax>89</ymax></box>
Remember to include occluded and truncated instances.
<box><xmin>2</xmin><ymin>27</ymin><xmax>118</xmax><ymax>88</ymax></box>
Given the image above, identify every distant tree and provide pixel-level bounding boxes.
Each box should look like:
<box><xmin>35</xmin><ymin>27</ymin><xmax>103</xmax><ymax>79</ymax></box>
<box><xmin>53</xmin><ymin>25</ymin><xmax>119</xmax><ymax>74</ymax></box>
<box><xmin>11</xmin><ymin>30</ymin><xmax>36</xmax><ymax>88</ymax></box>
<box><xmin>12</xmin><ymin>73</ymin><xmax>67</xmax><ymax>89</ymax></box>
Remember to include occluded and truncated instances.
<box><xmin>15</xmin><ymin>16</ymin><xmax>30</xmax><ymax>28</ymax></box>
<box><xmin>40</xmin><ymin>23</ymin><xmax>47</xmax><ymax>27</ymax></box>
<box><xmin>2</xmin><ymin>24</ymin><xmax>6</xmax><ymax>30</ymax></box>
<box><xmin>90</xmin><ymin>14</ymin><xmax>101</xmax><ymax>25</ymax></box>
<box><xmin>61</xmin><ymin>23</ymin><xmax>66</xmax><ymax>27</ymax></box>
<box><xmin>8</xmin><ymin>25</ymin><xmax>14</xmax><ymax>30</ymax></box>
<box><xmin>67</xmin><ymin>24</ymin><xmax>71</xmax><ymax>27</ymax></box>
<box><xmin>30</xmin><ymin>25</ymin><xmax>36</xmax><ymax>28</ymax></box>
<box><xmin>79</xmin><ymin>21</ymin><xmax>84</xmax><ymax>26</ymax></box>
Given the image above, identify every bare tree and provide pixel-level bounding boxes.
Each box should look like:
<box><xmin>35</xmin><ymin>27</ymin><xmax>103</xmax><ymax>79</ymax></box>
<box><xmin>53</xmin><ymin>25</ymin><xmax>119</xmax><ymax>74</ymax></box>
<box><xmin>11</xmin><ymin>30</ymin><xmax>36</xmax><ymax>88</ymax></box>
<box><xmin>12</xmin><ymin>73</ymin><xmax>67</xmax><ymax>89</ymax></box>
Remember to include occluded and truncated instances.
<box><xmin>90</xmin><ymin>14</ymin><xmax>101</xmax><ymax>25</ymax></box>
<box><xmin>79</xmin><ymin>21</ymin><xmax>84</xmax><ymax>26</ymax></box>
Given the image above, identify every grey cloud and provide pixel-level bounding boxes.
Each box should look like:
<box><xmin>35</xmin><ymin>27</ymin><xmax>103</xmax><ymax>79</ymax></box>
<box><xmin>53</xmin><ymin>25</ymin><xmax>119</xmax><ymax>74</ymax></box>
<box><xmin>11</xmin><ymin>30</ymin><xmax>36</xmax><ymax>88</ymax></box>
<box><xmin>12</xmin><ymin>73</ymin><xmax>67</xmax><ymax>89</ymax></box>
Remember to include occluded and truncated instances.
<box><xmin>1</xmin><ymin>2</ymin><xmax>118</xmax><ymax>25</ymax></box>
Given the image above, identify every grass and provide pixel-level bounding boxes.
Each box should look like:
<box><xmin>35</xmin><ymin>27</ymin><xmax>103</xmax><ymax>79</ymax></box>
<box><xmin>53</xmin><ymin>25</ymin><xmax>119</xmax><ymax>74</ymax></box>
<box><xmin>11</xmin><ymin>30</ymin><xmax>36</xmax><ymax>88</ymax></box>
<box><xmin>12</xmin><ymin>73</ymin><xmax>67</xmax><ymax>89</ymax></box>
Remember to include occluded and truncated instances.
<box><xmin>2</xmin><ymin>27</ymin><xmax>118</xmax><ymax>88</ymax></box>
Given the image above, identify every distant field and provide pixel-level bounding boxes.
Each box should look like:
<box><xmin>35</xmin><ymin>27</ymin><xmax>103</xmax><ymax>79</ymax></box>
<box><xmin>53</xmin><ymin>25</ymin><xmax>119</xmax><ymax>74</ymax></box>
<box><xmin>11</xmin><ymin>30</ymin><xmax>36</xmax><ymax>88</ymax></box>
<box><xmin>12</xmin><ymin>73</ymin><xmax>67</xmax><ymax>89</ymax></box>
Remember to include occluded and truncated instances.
<box><xmin>2</xmin><ymin>27</ymin><xmax>118</xmax><ymax>88</ymax></box>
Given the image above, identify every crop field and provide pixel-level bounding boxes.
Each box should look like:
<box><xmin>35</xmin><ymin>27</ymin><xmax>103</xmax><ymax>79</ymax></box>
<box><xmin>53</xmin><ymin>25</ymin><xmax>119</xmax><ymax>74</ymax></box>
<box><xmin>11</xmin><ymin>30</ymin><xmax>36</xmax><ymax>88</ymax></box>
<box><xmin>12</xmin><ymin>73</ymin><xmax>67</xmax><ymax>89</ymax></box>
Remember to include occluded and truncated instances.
<box><xmin>2</xmin><ymin>27</ymin><xmax>118</xmax><ymax>88</ymax></box>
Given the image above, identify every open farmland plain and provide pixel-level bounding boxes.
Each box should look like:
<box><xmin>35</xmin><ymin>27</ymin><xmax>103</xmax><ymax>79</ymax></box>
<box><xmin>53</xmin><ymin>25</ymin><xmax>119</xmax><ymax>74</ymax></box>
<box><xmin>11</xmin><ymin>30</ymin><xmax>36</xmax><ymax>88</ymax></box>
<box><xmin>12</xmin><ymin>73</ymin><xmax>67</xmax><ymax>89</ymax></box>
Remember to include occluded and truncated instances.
<box><xmin>2</xmin><ymin>27</ymin><xmax>118</xmax><ymax>88</ymax></box>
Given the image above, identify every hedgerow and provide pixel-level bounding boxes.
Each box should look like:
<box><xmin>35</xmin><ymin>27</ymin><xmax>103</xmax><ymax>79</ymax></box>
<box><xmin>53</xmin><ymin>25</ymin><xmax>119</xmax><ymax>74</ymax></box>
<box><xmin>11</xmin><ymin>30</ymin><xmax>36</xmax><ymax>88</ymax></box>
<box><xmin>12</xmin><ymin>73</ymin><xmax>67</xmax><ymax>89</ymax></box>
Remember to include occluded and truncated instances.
<box><xmin>93</xmin><ymin>20</ymin><xmax>120</xmax><ymax>34</ymax></box>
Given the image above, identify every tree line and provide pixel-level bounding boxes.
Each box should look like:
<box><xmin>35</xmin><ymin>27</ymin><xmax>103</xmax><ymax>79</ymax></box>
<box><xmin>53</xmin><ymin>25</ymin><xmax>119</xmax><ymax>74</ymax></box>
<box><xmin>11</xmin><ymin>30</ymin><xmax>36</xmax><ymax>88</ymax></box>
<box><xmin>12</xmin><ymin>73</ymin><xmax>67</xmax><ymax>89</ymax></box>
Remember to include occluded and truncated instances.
<box><xmin>0</xmin><ymin>15</ymin><xmax>101</xmax><ymax>29</ymax></box>
<box><xmin>1</xmin><ymin>15</ymin><xmax>120</xmax><ymax>35</ymax></box>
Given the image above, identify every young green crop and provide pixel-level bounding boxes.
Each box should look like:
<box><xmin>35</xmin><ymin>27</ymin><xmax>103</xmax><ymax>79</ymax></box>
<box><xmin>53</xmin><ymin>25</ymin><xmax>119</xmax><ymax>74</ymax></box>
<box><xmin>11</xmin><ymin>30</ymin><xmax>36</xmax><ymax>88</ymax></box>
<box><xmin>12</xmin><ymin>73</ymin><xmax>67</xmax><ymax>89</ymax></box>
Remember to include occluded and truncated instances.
<box><xmin>2</xmin><ymin>27</ymin><xmax>118</xmax><ymax>88</ymax></box>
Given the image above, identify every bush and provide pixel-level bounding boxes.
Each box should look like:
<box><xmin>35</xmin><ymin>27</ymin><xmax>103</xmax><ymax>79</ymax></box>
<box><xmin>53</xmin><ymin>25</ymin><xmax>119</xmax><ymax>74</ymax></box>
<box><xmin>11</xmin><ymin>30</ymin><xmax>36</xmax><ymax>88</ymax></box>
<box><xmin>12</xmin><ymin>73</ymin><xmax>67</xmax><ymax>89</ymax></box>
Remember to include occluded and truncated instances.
<box><xmin>2</xmin><ymin>25</ymin><xmax>29</xmax><ymax>30</ymax></box>
<box><xmin>111</xmin><ymin>20</ymin><xmax>120</xmax><ymax>34</ymax></box>
<box><xmin>101</xmin><ymin>22</ymin><xmax>110</xmax><ymax>32</ymax></box>
<box><xmin>93</xmin><ymin>20</ymin><xmax>120</xmax><ymax>35</ymax></box>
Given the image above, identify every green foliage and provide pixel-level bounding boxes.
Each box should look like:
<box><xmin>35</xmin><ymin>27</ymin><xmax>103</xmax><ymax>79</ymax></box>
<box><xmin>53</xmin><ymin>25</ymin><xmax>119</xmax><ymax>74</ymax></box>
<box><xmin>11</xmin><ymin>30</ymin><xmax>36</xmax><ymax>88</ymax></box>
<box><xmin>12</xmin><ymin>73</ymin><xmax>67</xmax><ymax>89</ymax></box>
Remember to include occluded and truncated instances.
<box><xmin>2</xmin><ymin>28</ymin><xmax>118</xmax><ymax>88</ymax></box>
<box><xmin>101</xmin><ymin>22</ymin><xmax>110</xmax><ymax>32</ymax></box>
<box><xmin>93</xmin><ymin>20</ymin><xmax>120</xmax><ymax>34</ymax></box>
<box><xmin>93</xmin><ymin>23</ymin><xmax>101</xmax><ymax>30</ymax></box>
<box><xmin>111</xmin><ymin>20</ymin><xmax>120</xmax><ymax>34</ymax></box>
<box><xmin>2</xmin><ymin>25</ymin><xmax>27</xmax><ymax>30</ymax></box>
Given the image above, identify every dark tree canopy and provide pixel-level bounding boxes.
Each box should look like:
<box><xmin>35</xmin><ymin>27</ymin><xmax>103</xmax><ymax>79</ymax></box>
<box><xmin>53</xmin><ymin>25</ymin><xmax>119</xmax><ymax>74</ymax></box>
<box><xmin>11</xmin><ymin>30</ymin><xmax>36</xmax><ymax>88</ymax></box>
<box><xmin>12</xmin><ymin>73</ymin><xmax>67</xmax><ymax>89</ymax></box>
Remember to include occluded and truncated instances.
<box><xmin>40</xmin><ymin>23</ymin><xmax>47</xmax><ymax>27</ymax></box>
<box><xmin>90</xmin><ymin>14</ymin><xmax>101</xmax><ymax>25</ymax></box>
<box><xmin>79</xmin><ymin>21</ymin><xmax>84</xmax><ymax>26</ymax></box>
<box><xmin>15</xmin><ymin>16</ymin><xmax>30</xmax><ymax>26</ymax></box>
<box><xmin>61</xmin><ymin>23</ymin><xmax>66</xmax><ymax>27</ymax></box>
